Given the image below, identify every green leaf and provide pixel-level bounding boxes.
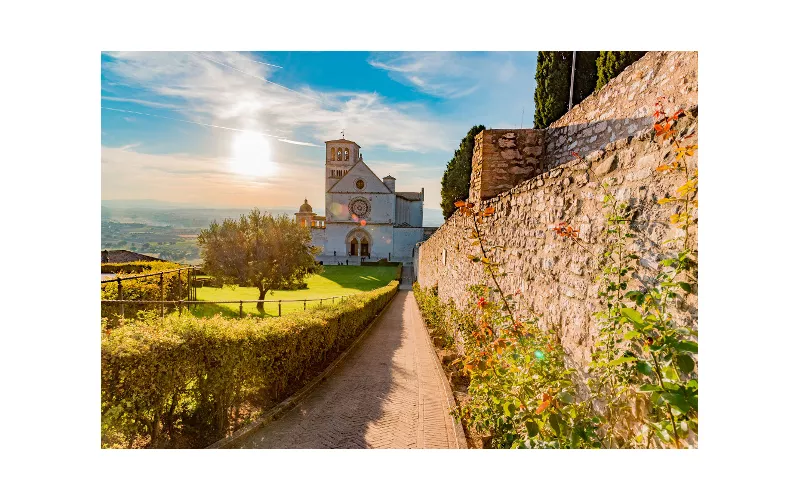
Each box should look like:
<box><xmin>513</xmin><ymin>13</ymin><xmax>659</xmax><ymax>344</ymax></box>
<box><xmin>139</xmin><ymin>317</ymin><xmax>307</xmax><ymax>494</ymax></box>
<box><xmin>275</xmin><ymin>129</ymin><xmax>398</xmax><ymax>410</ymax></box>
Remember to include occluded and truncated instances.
<box><xmin>549</xmin><ymin>413</ymin><xmax>564</xmax><ymax>435</ymax></box>
<box><xmin>636</xmin><ymin>361</ymin><xmax>653</xmax><ymax>375</ymax></box>
<box><xmin>676</xmin><ymin>341</ymin><xmax>698</xmax><ymax>354</ymax></box>
<box><xmin>678</xmin><ymin>282</ymin><xmax>692</xmax><ymax>293</ymax></box>
<box><xmin>556</xmin><ymin>391</ymin><xmax>574</xmax><ymax>404</ymax></box>
<box><xmin>660</xmin><ymin>391</ymin><xmax>691</xmax><ymax>414</ymax></box>
<box><xmin>620</xmin><ymin>308</ymin><xmax>644</xmax><ymax>327</ymax></box>
<box><xmin>623</xmin><ymin>331</ymin><xmax>641</xmax><ymax>340</ymax></box>
<box><xmin>608</xmin><ymin>356</ymin><xmax>637</xmax><ymax>366</ymax></box>
<box><xmin>503</xmin><ymin>401</ymin><xmax>516</xmax><ymax>417</ymax></box>
<box><xmin>676</xmin><ymin>354</ymin><xmax>695</xmax><ymax>374</ymax></box>
<box><xmin>525</xmin><ymin>420</ymin><xmax>539</xmax><ymax>437</ymax></box>
<box><xmin>639</xmin><ymin>384</ymin><xmax>661</xmax><ymax>392</ymax></box>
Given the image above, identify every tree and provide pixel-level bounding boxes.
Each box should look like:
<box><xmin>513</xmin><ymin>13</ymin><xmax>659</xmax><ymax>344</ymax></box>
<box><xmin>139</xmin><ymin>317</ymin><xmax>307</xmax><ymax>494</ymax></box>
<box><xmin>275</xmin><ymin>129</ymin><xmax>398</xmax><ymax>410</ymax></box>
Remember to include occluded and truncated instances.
<box><xmin>595</xmin><ymin>51</ymin><xmax>646</xmax><ymax>91</ymax></box>
<box><xmin>440</xmin><ymin>124</ymin><xmax>486</xmax><ymax>220</ymax></box>
<box><xmin>534</xmin><ymin>51</ymin><xmax>601</xmax><ymax>128</ymax></box>
<box><xmin>534</xmin><ymin>51</ymin><xmax>571</xmax><ymax>128</ymax></box>
<box><xmin>197</xmin><ymin>208</ymin><xmax>320</xmax><ymax>313</ymax></box>
<box><xmin>573</xmin><ymin>51</ymin><xmax>600</xmax><ymax>104</ymax></box>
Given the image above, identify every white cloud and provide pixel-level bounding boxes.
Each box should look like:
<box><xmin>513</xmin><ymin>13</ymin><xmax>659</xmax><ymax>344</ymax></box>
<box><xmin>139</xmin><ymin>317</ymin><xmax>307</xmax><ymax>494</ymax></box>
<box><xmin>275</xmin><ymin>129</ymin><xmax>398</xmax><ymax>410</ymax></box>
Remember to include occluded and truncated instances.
<box><xmin>368</xmin><ymin>52</ymin><xmax>519</xmax><ymax>99</ymax></box>
<box><xmin>103</xmin><ymin>51</ymin><xmax>459</xmax><ymax>153</ymax></box>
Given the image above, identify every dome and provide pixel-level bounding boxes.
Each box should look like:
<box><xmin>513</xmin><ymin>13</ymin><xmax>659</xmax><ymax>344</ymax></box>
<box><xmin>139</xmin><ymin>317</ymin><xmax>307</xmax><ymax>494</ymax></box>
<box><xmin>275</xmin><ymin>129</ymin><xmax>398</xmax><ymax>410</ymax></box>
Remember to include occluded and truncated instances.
<box><xmin>299</xmin><ymin>198</ymin><xmax>313</xmax><ymax>213</ymax></box>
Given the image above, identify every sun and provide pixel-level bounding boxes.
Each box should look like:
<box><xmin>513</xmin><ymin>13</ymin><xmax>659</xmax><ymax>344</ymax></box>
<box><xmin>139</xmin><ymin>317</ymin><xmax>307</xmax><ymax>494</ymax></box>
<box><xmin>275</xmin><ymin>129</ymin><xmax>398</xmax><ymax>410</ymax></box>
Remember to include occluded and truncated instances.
<box><xmin>228</xmin><ymin>131</ymin><xmax>276</xmax><ymax>177</ymax></box>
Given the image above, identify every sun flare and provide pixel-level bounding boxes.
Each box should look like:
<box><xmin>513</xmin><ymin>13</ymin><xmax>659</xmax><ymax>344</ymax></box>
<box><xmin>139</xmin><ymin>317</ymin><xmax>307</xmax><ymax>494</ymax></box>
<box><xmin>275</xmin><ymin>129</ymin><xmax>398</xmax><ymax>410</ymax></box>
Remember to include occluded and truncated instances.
<box><xmin>228</xmin><ymin>131</ymin><xmax>276</xmax><ymax>177</ymax></box>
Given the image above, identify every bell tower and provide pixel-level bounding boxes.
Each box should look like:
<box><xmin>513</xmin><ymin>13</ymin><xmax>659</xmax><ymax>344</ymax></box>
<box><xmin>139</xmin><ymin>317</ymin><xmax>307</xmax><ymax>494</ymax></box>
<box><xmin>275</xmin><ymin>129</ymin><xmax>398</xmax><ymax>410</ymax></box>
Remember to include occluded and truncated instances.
<box><xmin>325</xmin><ymin>136</ymin><xmax>361</xmax><ymax>191</ymax></box>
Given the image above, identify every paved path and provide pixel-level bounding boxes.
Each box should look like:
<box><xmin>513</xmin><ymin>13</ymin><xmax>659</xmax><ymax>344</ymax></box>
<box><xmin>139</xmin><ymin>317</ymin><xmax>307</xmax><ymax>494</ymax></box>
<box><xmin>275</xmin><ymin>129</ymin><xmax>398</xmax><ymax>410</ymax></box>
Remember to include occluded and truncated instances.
<box><xmin>235</xmin><ymin>290</ymin><xmax>461</xmax><ymax>449</ymax></box>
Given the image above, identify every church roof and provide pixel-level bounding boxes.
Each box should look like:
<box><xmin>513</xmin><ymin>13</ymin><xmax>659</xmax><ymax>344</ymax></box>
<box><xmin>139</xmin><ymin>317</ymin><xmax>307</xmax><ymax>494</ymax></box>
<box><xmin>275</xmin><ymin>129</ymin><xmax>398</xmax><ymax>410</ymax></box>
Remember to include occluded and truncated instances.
<box><xmin>327</xmin><ymin>158</ymin><xmax>391</xmax><ymax>194</ymax></box>
<box><xmin>325</xmin><ymin>138</ymin><xmax>361</xmax><ymax>148</ymax></box>
<box><xmin>382</xmin><ymin>175</ymin><xmax>396</xmax><ymax>180</ymax></box>
<box><xmin>396</xmin><ymin>192</ymin><xmax>422</xmax><ymax>201</ymax></box>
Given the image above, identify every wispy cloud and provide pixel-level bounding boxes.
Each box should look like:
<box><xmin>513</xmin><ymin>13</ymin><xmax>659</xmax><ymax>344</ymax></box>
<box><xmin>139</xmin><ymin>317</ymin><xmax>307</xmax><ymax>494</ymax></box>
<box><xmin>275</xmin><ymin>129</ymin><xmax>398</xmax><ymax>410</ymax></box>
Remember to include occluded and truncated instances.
<box><xmin>101</xmin><ymin>95</ymin><xmax>182</xmax><ymax>109</ymax></box>
<box><xmin>103</xmin><ymin>51</ymin><xmax>458</xmax><ymax>153</ymax></box>
<box><xmin>368</xmin><ymin>52</ymin><xmax>519</xmax><ymax>99</ymax></box>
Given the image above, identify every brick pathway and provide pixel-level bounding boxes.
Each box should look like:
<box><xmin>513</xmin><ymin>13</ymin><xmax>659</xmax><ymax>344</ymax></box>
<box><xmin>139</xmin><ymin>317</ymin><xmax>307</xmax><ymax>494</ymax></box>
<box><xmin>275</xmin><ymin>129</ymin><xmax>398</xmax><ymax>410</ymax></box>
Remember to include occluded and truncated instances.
<box><xmin>234</xmin><ymin>290</ymin><xmax>461</xmax><ymax>449</ymax></box>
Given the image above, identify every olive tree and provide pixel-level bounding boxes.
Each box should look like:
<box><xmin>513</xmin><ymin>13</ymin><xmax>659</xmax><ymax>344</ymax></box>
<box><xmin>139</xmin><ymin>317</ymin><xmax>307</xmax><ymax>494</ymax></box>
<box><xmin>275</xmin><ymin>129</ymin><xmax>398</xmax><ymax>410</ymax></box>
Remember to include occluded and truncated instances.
<box><xmin>197</xmin><ymin>208</ymin><xmax>320</xmax><ymax>313</ymax></box>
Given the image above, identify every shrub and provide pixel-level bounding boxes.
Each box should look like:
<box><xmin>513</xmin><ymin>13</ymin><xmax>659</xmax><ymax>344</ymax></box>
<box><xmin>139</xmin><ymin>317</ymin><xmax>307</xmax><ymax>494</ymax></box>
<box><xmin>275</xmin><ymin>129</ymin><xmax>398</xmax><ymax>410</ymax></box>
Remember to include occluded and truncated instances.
<box><xmin>101</xmin><ymin>261</ymin><xmax>191</xmax><ymax>325</ymax></box>
<box><xmin>100</xmin><ymin>261</ymin><xmax>182</xmax><ymax>275</ymax></box>
<box><xmin>101</xmin><ymin>280</ymin><xmax>399</xmax><ymax>448</ymax></box>
<box><xmin>412</xmin><ymin>283</ymin><xmax>471</xmax><ymax>350</ymax></box>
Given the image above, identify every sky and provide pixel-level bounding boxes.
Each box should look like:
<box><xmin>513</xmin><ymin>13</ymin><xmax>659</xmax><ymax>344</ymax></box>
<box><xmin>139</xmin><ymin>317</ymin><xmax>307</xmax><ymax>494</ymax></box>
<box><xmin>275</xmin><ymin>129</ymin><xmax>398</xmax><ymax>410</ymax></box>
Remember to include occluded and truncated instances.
<box><xmin>101</xmin><ymin>51</ymin><xmax>539</xmax><ymax>218</ymax></box>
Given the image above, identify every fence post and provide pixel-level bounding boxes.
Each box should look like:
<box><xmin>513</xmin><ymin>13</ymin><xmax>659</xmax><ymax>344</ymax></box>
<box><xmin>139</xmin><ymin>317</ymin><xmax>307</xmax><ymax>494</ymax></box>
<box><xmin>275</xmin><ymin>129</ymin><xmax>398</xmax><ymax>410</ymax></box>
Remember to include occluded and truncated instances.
<box><xmin>177</xmin><ymin>269</ymin><xmax>182</xmax><ymax>307</ymax></box>
<box><xmin>117</xmin><ymin>278</ymin><xmax>124</xmax><ymax>319</ymax></box>
<box><xmin>159</xmin><ymin>272</ymin><xmax>164</xmax><ymax>319</ymax></box>
<box><xmin>304</xmin><ymin>299</ymin><xmax>307</xmax><ymax>311</ymax></box>
<box><xmin>239</xmin><ymin>301</ymin><xmax>243</xmax><ymax>318</ymax></box>
<box><xmin>320</xmin><ymin>298</ymin><xmax>323</xmax><ymax>307</ymax></box>
<box><xmin>278</xmin><ymin>300</ymin><xmax>282</xmax><ymax>317</ymax></box>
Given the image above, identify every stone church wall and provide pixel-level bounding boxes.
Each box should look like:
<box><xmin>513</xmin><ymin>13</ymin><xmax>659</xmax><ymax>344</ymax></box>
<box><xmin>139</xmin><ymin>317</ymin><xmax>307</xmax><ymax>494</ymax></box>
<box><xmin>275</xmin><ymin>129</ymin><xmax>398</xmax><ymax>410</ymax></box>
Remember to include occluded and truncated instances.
<box><xmin>417</xmin><ymin>51</ymin><xmax>698</xmax><ymax>370</ymax></box>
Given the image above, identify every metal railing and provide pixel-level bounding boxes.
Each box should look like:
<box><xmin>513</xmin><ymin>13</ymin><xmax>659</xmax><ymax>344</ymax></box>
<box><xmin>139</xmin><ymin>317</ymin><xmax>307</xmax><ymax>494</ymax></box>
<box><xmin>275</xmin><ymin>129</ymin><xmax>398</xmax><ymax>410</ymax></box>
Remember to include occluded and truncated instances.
<box><xmin>101</xmin><ymin>294</ymin><xmax>359</xmax><ymax>318</ymax></box>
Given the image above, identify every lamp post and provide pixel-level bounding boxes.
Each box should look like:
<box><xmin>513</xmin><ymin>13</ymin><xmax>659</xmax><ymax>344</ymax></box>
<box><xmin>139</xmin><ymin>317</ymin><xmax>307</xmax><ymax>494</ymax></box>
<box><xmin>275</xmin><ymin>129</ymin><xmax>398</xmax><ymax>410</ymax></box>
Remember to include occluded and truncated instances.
<box><xmin>568</xmin><ymin>51</ymin><xmax>576</xmax><ymax>110</ymax></box>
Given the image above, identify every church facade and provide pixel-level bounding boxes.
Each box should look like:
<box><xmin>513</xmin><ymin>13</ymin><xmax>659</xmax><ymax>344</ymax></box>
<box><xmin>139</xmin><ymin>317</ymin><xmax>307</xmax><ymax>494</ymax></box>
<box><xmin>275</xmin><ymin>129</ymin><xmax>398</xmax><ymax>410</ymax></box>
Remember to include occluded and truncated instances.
<box><xmin>295</xmin><ymin>138</ymin><xmax>426</xmax><ymax>263</ymax></box>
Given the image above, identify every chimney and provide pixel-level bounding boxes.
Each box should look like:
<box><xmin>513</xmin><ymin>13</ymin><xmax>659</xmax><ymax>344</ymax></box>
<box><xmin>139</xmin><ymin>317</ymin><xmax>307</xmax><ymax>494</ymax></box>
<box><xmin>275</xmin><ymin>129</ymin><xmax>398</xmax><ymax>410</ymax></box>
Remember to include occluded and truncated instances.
<box><xmin>383</xmin><ymin>175</ymin><xmax>396</xmax><ymax>193</ymax></box>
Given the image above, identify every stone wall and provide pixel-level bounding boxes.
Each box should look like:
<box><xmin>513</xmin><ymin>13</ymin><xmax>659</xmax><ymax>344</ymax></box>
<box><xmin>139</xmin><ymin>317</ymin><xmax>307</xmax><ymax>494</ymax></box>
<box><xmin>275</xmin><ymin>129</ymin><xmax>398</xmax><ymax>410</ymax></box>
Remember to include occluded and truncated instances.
<box><xmin>543</xmin><ymin>51</ymin><xmax>698</xmax><ymax>170</ymax></box>
<box><xmin>417</xmin><ymin>51</ymin><xmax>698</xmax><ymax>371</ymax></box>
<box><xmin>469</xmin><ymin>129</ymin><xmax>545</xmax><ymax>202</ymax></box>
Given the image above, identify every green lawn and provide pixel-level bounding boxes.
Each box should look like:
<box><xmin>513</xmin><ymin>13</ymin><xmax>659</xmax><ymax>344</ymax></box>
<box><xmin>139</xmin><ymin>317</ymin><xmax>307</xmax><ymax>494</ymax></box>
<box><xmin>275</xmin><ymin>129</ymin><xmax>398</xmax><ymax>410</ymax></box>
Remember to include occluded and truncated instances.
<box><xmin>191</xmin><ymin>265</ymin><xmax>399</xmax><ymax>318</ymax></box>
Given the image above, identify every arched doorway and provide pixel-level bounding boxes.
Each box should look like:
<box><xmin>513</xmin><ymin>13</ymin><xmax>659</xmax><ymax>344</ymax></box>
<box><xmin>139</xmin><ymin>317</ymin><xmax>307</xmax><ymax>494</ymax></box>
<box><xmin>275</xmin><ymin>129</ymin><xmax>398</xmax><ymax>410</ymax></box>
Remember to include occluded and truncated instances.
<box><xmin>346</xmin><ymin>229</ymin><xmax>372</xmax><ymax>258</ymax></box>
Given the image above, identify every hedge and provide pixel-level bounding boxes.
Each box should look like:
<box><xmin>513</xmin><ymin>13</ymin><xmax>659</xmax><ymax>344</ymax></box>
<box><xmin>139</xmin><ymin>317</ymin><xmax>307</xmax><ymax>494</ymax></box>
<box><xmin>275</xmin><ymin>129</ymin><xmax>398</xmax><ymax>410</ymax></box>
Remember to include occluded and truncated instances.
<box><xmin>100</xmin><ymin>260</ymin><xmax>182</xmax><ymax>275</ymax></box>
<box><xmin>101</xmin><ymin>279</ymin><xmax>399</xmax><ymax>448</ymax></box>
<box><xmin>101</xmin><ymin>261</ymin><xmax>190</xmax><ymax>325</ymax></box>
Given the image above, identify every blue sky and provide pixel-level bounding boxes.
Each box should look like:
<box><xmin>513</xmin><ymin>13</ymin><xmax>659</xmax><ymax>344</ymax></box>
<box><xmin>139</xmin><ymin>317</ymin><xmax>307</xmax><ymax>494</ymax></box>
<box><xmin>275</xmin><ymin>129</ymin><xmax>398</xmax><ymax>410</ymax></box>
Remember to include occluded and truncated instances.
<box><xmin>101</xmin><ymin>51</ymin><xmax>538</xmax><ymax>217</ymax></box>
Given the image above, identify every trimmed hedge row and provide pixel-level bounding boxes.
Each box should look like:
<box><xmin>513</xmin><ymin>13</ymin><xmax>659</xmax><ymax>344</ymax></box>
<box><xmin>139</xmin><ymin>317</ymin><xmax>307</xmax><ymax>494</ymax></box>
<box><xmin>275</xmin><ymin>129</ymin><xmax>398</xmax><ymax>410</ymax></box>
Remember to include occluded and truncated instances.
<box><xmin>101</xmin><ymin>279</ymin><xmax>399</xmax><ymax>448</ymax></box>
<box><xmin>101</xmin><ymin>261</ymin><xmax>181</xmax><ymax>275</ymax></box>
<box><xmin>101</xmin><ymin>261</ymin><xmax>190</xmax><ymax>325</ymax></box>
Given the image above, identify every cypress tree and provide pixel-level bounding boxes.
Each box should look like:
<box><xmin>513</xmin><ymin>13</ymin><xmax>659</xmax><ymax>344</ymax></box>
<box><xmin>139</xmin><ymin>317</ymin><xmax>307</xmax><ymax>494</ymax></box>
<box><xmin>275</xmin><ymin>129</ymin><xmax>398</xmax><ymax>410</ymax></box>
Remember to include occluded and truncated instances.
<box><xmin>440</xmin><ymin>125</ymin><xmax>486</xmax><ymax>220</ymax></box>
<box><xmin>533</xmin><ymin>51</ymin><xmax>571</xmax><ymax>128</ymax></box>
<box><xmin>573</xmin><ymin>51</ymin><xmax>600</xmax><ymax>104</ymax></box>
<box><xmin>534</xmin><ymin>51</ymin><xmax>600</xmax><ymax>128</ymax></box>
<box><xmin>595</xmin><ymin>51</ymin><xmax>647</xmax><ymax>91</ymax></box>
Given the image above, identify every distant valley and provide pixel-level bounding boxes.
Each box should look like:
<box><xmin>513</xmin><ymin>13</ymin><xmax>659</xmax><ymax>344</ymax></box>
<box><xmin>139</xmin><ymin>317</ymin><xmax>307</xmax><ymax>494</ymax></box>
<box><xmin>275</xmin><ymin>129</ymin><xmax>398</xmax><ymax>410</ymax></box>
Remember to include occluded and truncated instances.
<box><xmin>101</xmin><ymin>200</ymin><xmax>444</xmax><ymax>264</ymax></box>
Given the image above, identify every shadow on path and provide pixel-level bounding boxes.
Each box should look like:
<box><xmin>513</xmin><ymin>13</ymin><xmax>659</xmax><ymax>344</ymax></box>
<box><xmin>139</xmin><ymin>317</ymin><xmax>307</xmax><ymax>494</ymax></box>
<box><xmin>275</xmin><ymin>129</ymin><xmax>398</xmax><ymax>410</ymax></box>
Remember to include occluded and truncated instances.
<box><xmin>235</xmin><ymin>290</ymin><xmax>457</xmax><ymax>449</ymax></box>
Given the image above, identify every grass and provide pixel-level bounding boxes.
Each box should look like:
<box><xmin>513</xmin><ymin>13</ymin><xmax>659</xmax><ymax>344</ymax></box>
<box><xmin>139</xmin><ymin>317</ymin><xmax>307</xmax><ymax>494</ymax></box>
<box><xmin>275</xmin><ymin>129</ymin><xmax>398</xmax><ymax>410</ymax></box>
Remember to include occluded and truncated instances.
<box><xmin>191</xmin><ymin>265</ymin><xmax>400</xmax><ymax>318</ymax></box>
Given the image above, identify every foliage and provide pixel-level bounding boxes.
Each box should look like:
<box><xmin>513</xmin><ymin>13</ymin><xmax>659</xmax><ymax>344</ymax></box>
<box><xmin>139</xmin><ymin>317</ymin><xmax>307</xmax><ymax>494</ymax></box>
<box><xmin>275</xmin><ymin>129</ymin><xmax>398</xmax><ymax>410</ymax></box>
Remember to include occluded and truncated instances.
<box><xmin>101</xmin><ymin>261</ymin><xmax>191</xmax><ymax>326</ymax></box>
<box><xmin>197</xmin><ymin>208</ymin><xmax>320</xmax><ymax>313</ymax></box>
<box><xmin>412</xmin><ymin>283</ymin><xmax>472</xmax><ymax>350</ymax></box>
<box><xmin>442</xmin><ymin>201</ymin><xmax>598</xmax><ymax>448</ymax></box>
<box><xmin>595</xmin><ymin>51</ymin><xmax>646</xmax><ymax>91</ymax></box>
<box><xmin>534</xmin><ymin>51</ymin><xmax>571</xmax><ymax>128</ymax></box>
<box><xmin>101</xmin><ymin>260</ymin><xmax>181</xmax><ymax>275</ymax></box>
<box><xmin>563</xmin><ymin>98</ymin><xmax>698</xmax><ymax>448</ymax></box>
<box><xmin>572</xmin><ymin>51</ymin><xmax>600</xmax><ymax>105</ymax></box>
<box><xmin>440</xmin><ymin>125</ymin><xmax>486</xmax><ymax>220</ymax></box>
<box><xmin>102</xmin><ymin>280</ymin><xmax>399</xmax><ymax>448</ymax></box>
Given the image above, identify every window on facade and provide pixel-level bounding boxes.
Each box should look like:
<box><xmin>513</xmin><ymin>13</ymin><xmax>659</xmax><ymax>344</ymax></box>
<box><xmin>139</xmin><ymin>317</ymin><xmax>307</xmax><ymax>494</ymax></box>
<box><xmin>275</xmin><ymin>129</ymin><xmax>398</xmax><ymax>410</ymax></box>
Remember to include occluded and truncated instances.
<box><xmin>331</xmin><ymin>147</ymin><xmax>335</xmax><ymax>160</ymax></box>
<box><xmin>344</xmin><ymin>148</ymin><xmax>349</xmax><ymax>161</ymax></box>
<box><xmin>337</xmin><ymin>148</ymin><xmax>342</xmax><ymax>161</ymax></box>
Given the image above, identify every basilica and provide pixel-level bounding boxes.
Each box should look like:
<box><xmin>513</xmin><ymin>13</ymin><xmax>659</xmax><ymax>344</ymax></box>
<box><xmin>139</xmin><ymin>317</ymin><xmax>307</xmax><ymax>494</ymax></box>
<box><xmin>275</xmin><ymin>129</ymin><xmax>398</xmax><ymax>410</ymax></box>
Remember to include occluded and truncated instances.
<box><xmin>295</xmin><ymin>137</ymin><xmax>429</xmax><ymax>263</ymax></box>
